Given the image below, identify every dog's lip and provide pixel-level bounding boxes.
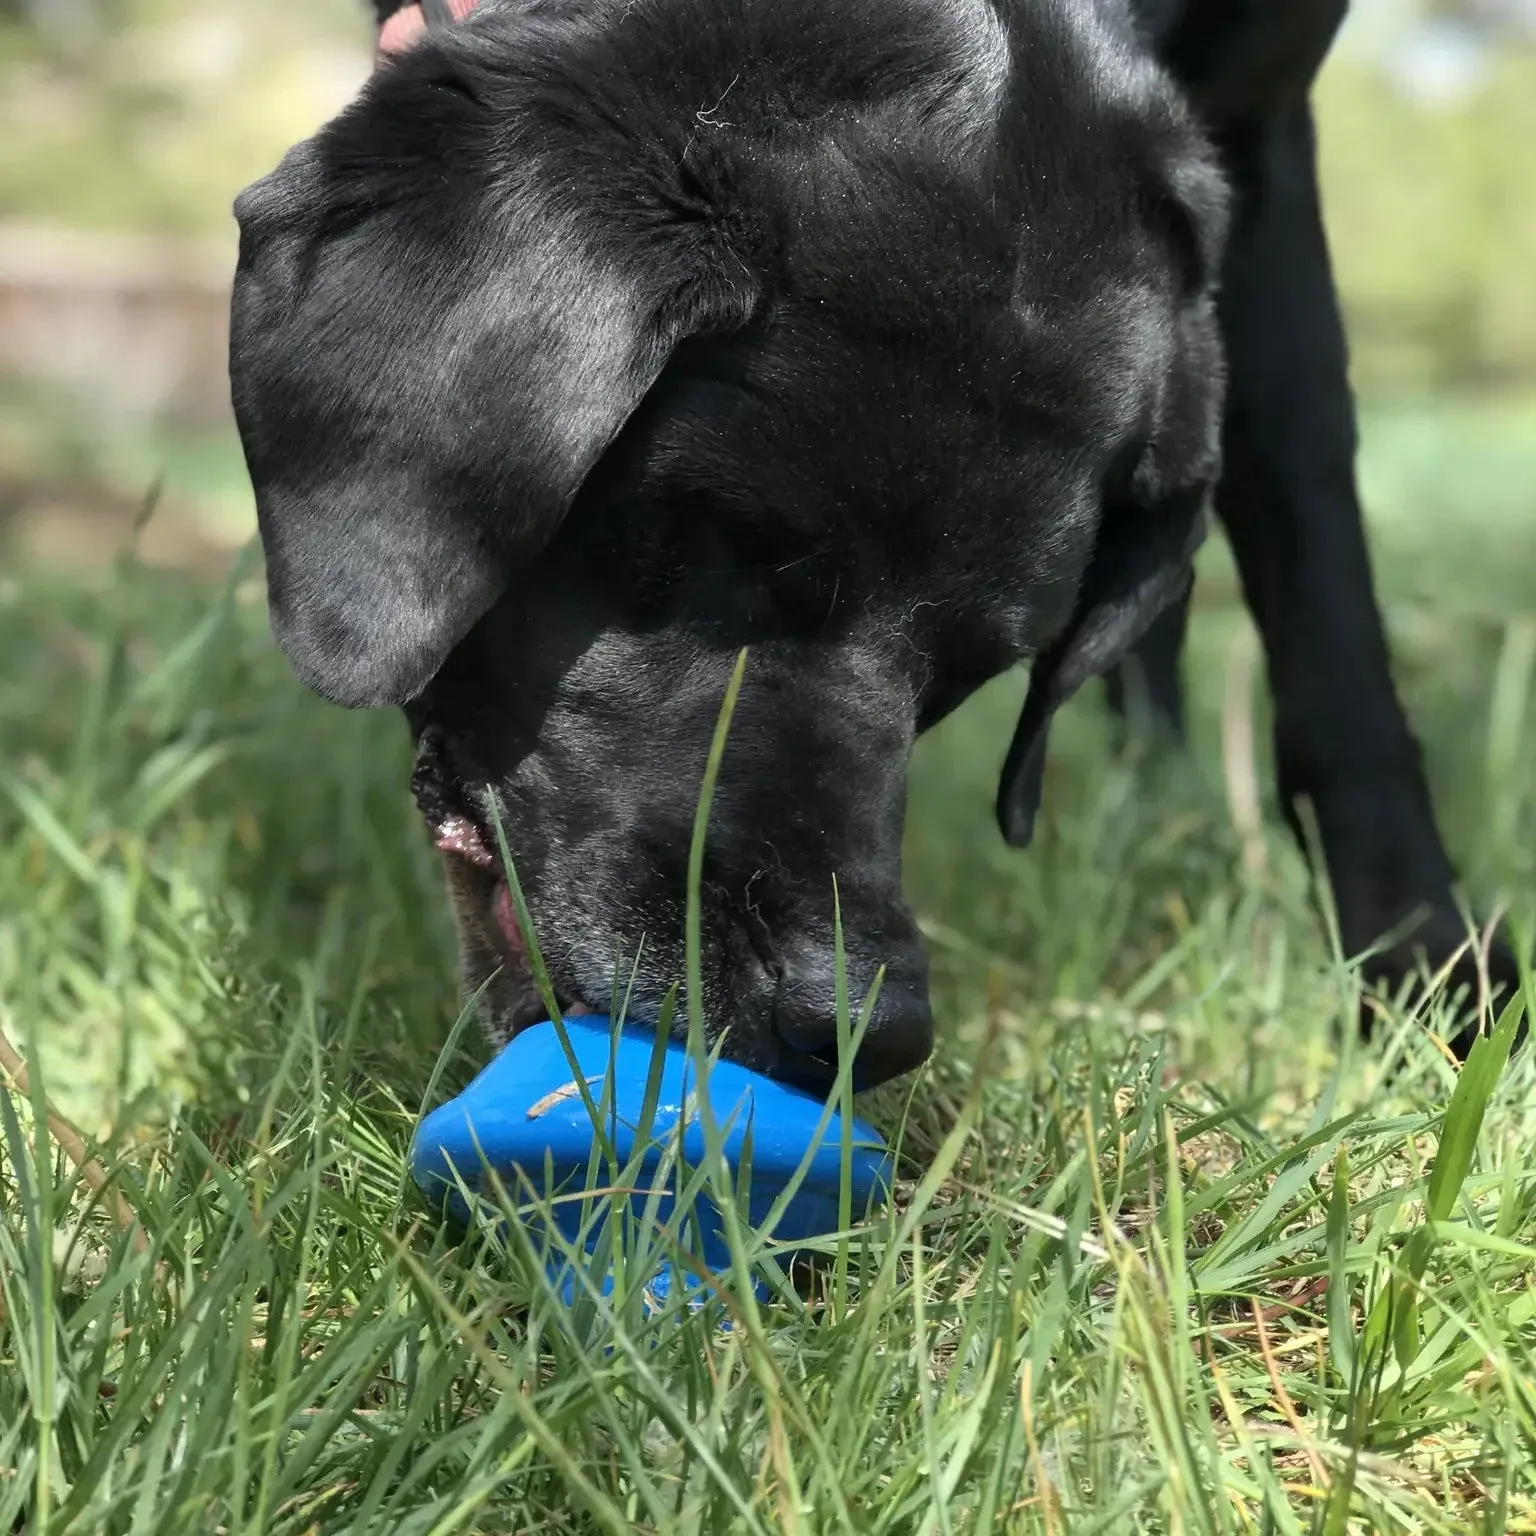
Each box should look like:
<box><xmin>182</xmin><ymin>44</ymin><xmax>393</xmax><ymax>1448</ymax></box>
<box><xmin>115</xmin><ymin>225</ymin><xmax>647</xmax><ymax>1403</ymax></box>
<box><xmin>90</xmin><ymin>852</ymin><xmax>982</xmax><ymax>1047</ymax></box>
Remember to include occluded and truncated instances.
<box><xmin>769</xmin><ymin>1047</ymin><xmax>840</xmax><ymax>1096</ymax></box>
<box><xmin>431</xmin><ymin>809</ymin><xmax>499</xmax><ymax>870</ymax></box>
<box><xmin>411</xmin><ymin>732</ymin><xmax>499</xmax><ymax>868</ymax></box>
<box><xmin>411</xmin><ymin>732</ymin><xmax>592</xmax><ymax>1021</ymax></box>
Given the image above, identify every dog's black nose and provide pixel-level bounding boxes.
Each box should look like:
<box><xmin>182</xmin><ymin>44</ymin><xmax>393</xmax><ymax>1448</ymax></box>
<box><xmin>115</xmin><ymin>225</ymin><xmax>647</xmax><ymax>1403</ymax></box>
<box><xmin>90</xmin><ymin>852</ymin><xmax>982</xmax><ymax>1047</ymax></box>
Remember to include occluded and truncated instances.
<box><xmin>772</xmin><ymin>948</ymin><xmax>934</xmax><ymax>1093</ymax></box>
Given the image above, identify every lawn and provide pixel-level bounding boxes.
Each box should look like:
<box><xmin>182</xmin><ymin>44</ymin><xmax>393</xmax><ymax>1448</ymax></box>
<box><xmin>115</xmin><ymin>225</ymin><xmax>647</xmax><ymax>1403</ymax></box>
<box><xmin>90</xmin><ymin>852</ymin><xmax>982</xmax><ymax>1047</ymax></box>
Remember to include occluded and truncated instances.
<box><xmin>1</xmin><ymin>398</ymin><xmax>1535</xmax><ymax>1534</ymax></box>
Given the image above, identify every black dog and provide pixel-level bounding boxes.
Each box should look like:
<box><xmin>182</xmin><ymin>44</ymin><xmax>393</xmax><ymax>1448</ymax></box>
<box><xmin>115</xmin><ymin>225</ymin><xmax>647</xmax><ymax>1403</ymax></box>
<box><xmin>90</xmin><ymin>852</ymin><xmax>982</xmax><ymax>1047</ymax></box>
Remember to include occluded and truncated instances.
<box><xmin>229</xmin><ymin>0</ymin><xmax>1514</xmax><ymax>1094</ymax></box>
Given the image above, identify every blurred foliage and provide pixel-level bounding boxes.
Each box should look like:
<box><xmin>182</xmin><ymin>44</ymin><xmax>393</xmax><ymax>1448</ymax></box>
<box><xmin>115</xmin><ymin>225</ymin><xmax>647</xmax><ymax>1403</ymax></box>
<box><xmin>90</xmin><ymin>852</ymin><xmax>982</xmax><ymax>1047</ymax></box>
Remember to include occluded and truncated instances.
<box><xmin>0</xmin><ymin>0</ymin><xmax>1533</xmax><ymax>389</ymax></box>
<box><xmin>0</xmin><ymin>0</ymin><xmax>365</xmax><ymax>242</ymax></box>
<box><xmin>1316</xmin><ymin>47</ymin><xmax>1536</xmax><ymax>392</ymax></box>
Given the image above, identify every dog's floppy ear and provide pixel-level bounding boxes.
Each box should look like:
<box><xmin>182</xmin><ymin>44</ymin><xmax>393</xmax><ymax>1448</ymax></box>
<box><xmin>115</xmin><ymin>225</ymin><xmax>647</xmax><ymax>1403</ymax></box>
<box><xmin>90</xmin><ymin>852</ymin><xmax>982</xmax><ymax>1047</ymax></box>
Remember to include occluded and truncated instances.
<box><xmin>998</xmin><ymin>112</ymin><xmax>1226</xmax><ymax>849</ymax></box>
<box><xmin>996</xmin><ymin>481</ymin><xmax>1209</xmax><ymax>848</ymax></box>
<box><xmin>230</xmin><ymin>49</ymin><xmax>756</xmax><ymax>708</ymax></box>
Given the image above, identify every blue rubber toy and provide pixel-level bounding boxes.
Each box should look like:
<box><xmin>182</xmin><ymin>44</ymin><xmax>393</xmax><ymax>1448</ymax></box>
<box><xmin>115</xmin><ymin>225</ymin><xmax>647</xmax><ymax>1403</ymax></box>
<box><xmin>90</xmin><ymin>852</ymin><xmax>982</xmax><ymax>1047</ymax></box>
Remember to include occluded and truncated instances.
<box><xmin>409</xmin><ymin>1016</ymin><xmax>893</xmax><ymax>1308</ymax></box>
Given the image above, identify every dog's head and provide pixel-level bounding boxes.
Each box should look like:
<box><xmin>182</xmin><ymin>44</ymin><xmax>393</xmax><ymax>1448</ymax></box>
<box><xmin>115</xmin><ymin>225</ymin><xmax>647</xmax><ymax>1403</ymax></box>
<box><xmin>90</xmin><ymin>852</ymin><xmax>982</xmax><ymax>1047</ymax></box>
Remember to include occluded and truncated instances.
<box><xmin>230</xmin><ymin>0</ymin><xmax>1226</xmax><ymax>1092</ymax></box>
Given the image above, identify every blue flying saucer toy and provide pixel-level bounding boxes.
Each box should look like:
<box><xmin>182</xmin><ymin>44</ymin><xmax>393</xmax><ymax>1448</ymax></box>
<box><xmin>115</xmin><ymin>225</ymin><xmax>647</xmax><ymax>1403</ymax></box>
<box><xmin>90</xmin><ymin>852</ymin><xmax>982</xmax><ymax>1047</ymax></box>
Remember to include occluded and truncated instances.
<box><xmin>409</xmin><ymin>1016</ymin><xmax>893</xmax><ymax>1309</ymax></box>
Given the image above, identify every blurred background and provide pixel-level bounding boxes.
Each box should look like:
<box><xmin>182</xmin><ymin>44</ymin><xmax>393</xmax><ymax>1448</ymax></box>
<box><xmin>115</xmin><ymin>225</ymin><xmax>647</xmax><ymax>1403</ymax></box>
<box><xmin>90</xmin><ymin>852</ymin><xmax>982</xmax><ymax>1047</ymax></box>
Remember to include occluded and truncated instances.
<box><xmin>0</xmin><ymin>0</ymin><xmax>1533</xmax><ymax>570</ymax></box>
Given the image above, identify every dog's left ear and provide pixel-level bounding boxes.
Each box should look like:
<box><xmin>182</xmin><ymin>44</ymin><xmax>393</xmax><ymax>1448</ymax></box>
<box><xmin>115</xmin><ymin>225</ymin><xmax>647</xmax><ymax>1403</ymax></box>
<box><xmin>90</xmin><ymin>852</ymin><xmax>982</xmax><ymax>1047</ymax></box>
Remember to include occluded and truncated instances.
<box><xmin>996</xmin><ymin>483</ymin><xmax>1208</xmax><ymax>846</ymax></box>
<box><xmin>230</xmin><ymin>38</ymin><xmax>757</xmax><ymax>709</ymax></box>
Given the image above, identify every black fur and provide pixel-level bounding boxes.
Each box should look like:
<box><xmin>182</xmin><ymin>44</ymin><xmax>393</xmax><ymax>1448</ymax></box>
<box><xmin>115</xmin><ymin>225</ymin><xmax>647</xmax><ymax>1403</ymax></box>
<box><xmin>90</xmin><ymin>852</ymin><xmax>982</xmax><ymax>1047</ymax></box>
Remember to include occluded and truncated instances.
<box><xmin>231</xmin><ymin>0</ymin><xmax>1515</xmax><ymax>1092</ymax></box>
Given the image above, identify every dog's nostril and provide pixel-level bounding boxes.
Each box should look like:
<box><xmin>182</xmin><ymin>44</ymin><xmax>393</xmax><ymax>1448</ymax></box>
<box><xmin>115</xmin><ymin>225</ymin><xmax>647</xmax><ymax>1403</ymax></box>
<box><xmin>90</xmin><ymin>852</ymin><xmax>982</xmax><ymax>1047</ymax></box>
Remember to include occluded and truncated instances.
<box><xmin>772</xmin><ymin>961</ymin><xmax>934</xmax><ymax>1092</ymax></box>
<box><xmin>770</xmin><ymin>965</ymin><xmax>838</xmax><ymax>1057</ymax></box>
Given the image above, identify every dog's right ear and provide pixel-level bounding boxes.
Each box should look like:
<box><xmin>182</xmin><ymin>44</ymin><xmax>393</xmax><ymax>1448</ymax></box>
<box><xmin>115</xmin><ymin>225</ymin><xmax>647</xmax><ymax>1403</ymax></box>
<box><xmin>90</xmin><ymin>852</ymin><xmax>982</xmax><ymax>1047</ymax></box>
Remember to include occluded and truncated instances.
<box><xmin>995</xmin><ymin>484</ymin><xmax>1207</xmax><ymax>848</ymax></box>
<box><xmin>230</xmin><ymin>46</ymin><xmax>756</xmax><ymax>709</ymax></box>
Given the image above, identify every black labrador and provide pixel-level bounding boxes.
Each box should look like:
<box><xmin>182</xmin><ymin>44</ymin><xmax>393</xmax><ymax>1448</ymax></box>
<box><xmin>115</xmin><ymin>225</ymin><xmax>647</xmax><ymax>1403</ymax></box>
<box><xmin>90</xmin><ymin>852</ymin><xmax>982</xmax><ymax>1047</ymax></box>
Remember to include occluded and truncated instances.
<box><xmin>229</xmin><ymin>0</ymin><xmax>1515</xmax><ymax>1094</ymax></box>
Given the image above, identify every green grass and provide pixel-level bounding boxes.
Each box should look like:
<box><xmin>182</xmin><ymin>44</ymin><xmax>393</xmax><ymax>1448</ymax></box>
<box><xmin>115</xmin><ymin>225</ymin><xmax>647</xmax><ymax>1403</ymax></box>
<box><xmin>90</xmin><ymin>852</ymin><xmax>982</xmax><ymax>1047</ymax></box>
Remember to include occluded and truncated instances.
<box><xmin>3</xmin><ymin>399</ymin><xmax>1536</xmax><ymax>1533</ymax></box>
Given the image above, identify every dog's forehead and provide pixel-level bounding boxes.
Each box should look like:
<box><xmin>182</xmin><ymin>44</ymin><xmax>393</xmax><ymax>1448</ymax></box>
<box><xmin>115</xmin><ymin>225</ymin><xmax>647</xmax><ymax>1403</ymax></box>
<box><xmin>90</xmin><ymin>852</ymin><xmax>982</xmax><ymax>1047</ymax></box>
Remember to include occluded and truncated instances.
<box><xmin>673</xmin><ymin>281</ymin><xmax>1144</xmax><ymax>501</ymax></box>
<box><xmin>583</xmin><ymin>309</ymin><xmax>1104</xmax><ymax>643</ymax></box>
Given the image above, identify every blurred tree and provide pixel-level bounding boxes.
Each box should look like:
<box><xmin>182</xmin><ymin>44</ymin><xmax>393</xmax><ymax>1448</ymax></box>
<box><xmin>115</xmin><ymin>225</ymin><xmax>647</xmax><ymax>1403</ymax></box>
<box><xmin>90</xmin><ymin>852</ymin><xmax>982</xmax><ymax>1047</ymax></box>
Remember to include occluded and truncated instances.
<box><xmin>0</xmin><ymin>0</ymin><xmax>366</xmax><ymax>238</ymax></box>
<box><xmin>1425</xmin><ymin>0</ymin><xmax>1536</xmax><ymax>32</ymax></box>
<box><xmin>0</xmin><ymin>0</ymin><xmax>129</xmax><ymax>50</ymax></box>
<box><xmin>1316</xmin><ymin>35</ymin><xmax>1536</xmax><ymax>392</ymax></box>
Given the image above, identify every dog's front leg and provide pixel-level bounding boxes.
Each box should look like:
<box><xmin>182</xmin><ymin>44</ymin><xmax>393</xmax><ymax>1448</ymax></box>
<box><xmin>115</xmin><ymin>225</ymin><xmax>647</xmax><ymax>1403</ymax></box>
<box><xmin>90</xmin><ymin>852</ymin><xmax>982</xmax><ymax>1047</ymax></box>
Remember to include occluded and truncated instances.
<box><xmin>1212</xmin><ymin>99</ymin><xmax>1517</xmax><ymax>1039</ymax></box>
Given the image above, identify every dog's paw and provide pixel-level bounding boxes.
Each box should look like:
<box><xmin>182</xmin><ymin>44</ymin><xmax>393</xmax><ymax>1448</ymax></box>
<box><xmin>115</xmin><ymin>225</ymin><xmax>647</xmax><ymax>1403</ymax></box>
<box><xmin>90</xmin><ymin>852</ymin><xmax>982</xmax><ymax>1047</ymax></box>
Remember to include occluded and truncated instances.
<box><xmin>1357</xmin><ymin>911</ymin><xmax>1526</xmax><ymax>1061</ymax></box>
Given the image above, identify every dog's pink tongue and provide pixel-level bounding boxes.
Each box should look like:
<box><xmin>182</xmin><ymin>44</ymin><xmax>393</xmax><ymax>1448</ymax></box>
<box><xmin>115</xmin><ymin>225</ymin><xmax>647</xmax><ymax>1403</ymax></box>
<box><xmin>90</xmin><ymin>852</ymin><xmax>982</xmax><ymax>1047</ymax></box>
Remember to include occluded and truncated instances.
<box><xmin>492</xmin><ymin>881</ymin><xmax>527</xmax><ymax>959</ymax></box>
<box><xmin>492</xmin><ymin>882</ymin><xmax>592</xmax><ymax>1018</ymax></box>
